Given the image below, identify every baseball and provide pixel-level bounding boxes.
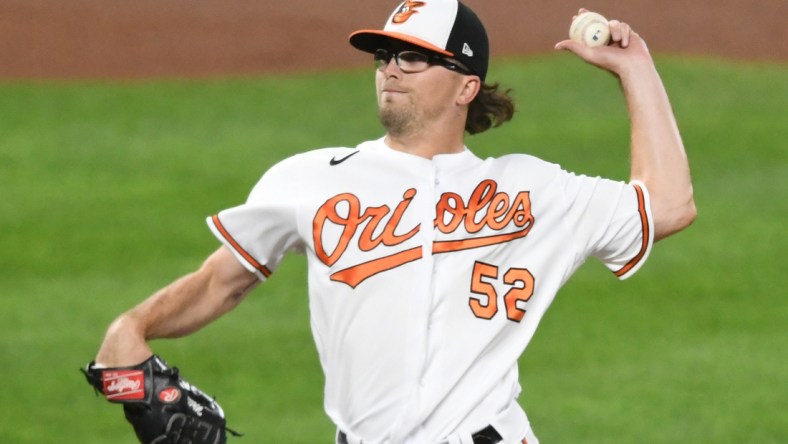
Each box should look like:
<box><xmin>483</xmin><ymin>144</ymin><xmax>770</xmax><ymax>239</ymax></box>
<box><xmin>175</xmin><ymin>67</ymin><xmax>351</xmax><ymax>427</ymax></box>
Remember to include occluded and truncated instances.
<box><xmin>569</xmin><ymin>11</ymin><xmax>611</xmax><ymax>47</ymax></box>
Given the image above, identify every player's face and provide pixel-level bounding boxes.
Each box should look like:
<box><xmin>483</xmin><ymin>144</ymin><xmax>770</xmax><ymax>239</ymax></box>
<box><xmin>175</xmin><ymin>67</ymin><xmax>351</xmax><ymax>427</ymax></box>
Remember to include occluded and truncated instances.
<box><xmin>375</xmin><ymin>46</ymin><xmax>471</xmax><ymax>137</ymax></box>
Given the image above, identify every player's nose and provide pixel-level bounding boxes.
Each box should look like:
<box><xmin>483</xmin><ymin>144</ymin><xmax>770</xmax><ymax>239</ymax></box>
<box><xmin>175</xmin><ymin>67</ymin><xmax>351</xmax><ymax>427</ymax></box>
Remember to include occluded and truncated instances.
<box><xmin>380</xmin><ymin>57</ymin><xmax>404</xmax><ymax>77</ymax></box>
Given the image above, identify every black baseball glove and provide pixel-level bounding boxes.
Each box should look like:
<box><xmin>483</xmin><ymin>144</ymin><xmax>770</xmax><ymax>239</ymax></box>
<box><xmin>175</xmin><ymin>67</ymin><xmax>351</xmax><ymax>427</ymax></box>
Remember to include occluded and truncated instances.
<box><xmin>82</xmin><ymin>355</ymin><xmax>240</xmax><ymax>444</ymax></box>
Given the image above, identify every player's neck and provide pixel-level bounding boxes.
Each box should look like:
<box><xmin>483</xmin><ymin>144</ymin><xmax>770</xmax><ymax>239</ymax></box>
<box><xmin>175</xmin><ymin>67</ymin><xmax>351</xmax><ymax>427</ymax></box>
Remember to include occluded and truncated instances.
<box><xmin>384</xmin><ymin>126</ymin><xmax>466</xmax><ymax>159</ymax></box>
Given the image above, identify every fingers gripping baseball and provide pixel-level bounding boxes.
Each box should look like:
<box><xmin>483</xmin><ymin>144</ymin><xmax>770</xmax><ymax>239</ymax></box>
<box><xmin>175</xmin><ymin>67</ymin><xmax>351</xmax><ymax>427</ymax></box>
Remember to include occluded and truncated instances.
<box><xmin>608</xmin><ymin>20</ymin><xmax>632</xmax><ymax>48</ymax></box>
<box><xmin>555</xmin><ymin>8</ymin><xmax>651</xmax><ymax>75</ymax></box>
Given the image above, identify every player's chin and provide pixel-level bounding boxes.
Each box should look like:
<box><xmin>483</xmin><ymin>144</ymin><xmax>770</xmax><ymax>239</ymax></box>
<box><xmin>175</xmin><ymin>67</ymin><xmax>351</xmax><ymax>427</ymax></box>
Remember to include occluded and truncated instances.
<box><xmin>378</xmin><ymin>106</ymin><xmax>416</xmax><ymax>135</ymax></box>
<box><xmin>377</xmin><ymin>100</ymin><xmax>402</xmax><ymax>117</ymax></box>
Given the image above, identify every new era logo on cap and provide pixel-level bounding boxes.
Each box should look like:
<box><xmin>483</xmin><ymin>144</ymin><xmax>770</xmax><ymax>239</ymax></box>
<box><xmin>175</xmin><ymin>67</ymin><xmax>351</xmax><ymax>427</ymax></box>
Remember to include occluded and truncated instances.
<box><xmin>349</xmin><ymin>0</ymin><xmax>490</xmax><ymax>80</ymax></box>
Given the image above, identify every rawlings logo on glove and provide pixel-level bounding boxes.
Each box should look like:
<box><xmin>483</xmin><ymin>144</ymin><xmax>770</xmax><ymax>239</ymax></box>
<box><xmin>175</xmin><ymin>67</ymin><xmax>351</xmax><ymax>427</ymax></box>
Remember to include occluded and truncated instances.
<box><xmin>82</xmin><ymin>355</ymin><xmax>241</xmax><ymax>444</ymax></box>
<box><xmin>104</xmin><ymin>370</ymin><xmax>145</xmax><ymax>400</ymax></box>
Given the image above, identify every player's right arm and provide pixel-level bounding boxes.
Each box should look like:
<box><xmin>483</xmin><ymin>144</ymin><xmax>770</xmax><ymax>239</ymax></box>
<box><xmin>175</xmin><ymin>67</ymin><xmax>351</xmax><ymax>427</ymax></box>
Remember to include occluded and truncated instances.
<box><xmin>555</xmin><ymin>15</ymin><xmax>696</xmax><ymax>241</ymax></box>
<box><xmin>95</xmin><ymin>246</ymin><xmax>260</xmax><ymax>366</ymax></box>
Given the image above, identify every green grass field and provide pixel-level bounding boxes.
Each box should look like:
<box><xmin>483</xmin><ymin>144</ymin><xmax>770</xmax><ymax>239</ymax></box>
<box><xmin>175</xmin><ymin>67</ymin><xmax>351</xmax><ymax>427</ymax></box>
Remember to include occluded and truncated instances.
<box><xmin>1</xmin><ymin>54</ymin><xmax>786</xmax><ymax>443</ymax></box>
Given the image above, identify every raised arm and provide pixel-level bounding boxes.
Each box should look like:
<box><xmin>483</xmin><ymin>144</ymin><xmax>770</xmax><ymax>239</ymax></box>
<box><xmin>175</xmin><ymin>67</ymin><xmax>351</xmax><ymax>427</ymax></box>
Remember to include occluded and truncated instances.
<box><xmin>555</xmin><ymin>11</ymin><xmax>696</xmax><ymax>241</ymax></box>
<box><xmin>95</xmin><ymin>246</ymin><xmax>260</xmax><ymax>366</ymax></box>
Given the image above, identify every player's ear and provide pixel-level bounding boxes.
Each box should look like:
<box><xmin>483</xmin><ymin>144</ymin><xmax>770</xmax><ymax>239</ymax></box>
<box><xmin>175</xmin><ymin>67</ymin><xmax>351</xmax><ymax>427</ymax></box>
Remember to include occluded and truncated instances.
<box><xmin>457</xmin><ymin>75</ymin><xmax>481</xmax><ymax>106</ymax></box>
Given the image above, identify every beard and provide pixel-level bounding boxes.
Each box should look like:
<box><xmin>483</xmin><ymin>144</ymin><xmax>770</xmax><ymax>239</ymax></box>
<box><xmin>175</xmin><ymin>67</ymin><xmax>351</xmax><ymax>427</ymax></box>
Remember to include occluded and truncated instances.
<box><xmin>377</xmin><ymin>90</ymin><xmax>454</xmax><ymax>138</ymax></box>
<box><xmin>378</xmin><ymin>99</ymin><xmax>422</xmax><ymax>138</ymax></box>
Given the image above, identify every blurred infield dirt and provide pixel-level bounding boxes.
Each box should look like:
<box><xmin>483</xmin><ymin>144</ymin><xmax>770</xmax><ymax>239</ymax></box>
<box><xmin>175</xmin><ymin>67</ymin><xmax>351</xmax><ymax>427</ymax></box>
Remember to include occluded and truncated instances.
<box><xmin>0</xmin><ymin>0</ymin><xmax>785</xmax><ymax>79</ymax></box>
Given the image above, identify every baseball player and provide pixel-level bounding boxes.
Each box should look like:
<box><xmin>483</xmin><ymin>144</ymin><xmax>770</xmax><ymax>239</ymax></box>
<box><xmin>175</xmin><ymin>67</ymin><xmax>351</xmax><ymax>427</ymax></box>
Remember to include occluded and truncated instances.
<box><xmin>89</xmin><ymin>1</ymin><xmax>695</xmax><ymax>443</ymax></box>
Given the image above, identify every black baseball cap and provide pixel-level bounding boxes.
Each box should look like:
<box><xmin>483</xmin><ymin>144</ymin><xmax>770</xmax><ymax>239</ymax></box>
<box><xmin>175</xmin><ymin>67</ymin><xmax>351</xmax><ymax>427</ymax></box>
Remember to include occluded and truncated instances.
<box><xmin>349</xmin><ymin>0</ymin><xmax>490</xmax><ymax>81</ymax></box>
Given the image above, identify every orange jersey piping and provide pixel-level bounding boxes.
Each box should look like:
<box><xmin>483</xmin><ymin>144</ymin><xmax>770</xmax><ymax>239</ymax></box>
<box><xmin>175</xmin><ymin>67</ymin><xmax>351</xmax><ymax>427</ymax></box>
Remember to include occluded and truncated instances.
<box><xmin>211</xmin><ymin>214</ymin><xmax>272</xmax><ymax>278</ymax></box>
<box><xmin>614</xmin><ymin>184</ymin><xmax>650</xmax><ymax>278</ymax></box>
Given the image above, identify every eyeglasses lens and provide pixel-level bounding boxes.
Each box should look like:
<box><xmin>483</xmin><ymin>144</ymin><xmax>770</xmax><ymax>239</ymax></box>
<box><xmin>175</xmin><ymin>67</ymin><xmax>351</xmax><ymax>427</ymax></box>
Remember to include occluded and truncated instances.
<box><xmin>374</xmin><ymin>50</ymin><xmax>430</xmax><ymax>73</ymax></box>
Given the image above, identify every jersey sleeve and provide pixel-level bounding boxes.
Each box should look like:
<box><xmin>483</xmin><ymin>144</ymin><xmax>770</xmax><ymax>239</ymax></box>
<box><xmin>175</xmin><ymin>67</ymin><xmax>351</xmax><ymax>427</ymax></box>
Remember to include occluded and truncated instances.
<box><xmin>559</xmin><ymin>171</ymin><xmax>654</xmax><ymax>280</ymax></box>
<box><xmin>206</xmin><ymin>159</ymin><xmax>305</xmax><ymax>281</ymax></box>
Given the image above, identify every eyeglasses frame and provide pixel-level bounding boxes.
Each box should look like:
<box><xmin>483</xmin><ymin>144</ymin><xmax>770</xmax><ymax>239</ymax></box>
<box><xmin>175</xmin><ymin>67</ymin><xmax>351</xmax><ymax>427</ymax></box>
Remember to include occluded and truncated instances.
<box><xmin>374</xmin><ymin>48</ymin><xmax>474</xmax><ymax>76</ymax></box>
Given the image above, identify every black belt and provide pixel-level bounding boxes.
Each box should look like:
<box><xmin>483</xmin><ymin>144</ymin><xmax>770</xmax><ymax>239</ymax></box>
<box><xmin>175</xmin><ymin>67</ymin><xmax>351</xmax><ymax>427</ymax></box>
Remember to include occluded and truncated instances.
<box><xmin>337</xmin><ymin>425</ymin><xmax>503</xmax><ymax>444</ymax></box>
<box><xmin>466</xmin><ymin>425</ymin><xmax>504</xmax><ymax>444</ymax></box>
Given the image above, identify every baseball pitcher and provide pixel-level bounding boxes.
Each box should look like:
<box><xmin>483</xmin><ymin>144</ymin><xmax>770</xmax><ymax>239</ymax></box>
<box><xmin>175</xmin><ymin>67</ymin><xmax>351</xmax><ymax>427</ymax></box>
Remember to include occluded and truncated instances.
<box><xmin>84</xmin><ymin>1</ymin><xmax>695</xmax><ymax>443</ymax></box>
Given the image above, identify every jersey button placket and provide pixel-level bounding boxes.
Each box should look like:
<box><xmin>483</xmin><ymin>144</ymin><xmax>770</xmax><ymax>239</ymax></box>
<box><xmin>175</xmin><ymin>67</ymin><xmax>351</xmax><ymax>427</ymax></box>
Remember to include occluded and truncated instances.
<box><xmin>390</xmin><ymin>166</ymin><xmax>439</xmax><ymax>441</ymax></box>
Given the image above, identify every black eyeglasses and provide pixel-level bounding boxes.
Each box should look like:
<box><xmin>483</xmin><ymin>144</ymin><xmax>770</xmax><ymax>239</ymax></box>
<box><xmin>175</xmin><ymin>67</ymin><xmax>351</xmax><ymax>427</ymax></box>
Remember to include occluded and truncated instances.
<box><xmin>374</xmin><ymin>49</ymin><xmax>472</xmax><ymax>75</ymax></box>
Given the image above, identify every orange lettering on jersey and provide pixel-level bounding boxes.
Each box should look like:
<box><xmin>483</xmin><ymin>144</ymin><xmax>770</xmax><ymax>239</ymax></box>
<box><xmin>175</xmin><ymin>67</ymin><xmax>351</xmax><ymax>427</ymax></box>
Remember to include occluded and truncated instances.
<box><xmin>359</xmin><ymin>188</ymin><xmax>419</xmax><ymax>251</ymax></box>
<box><xmin>313</xmin><ymin>181</ymin><xmax>535</xmax><ymax>288</ymax></box>
<box><xmin>330</xmin><ymin>246</ymin><xmax>423</xmax><ymax>288</ymax></box>
<box><xmin>392</xmin><ymin>0</ymin><xmax>426</xmax><ymax>24</ymax></box>
<box><xmin>435</xmin><ymin>179</ymin><xmax>534</xmax><ymax>240</ymax></box>
<box><xmin>313</xmin><ymin>189</ymin><xmax>420</xmax><ymax>268</ymax></box>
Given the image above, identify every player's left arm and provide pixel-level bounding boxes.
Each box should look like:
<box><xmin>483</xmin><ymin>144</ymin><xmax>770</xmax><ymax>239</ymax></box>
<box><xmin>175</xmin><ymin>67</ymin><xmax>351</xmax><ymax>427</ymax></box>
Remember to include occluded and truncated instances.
<box><xmin>95</xmin><ymin>246</ymin><xmax>260</xmax><ymax>367</ymax></box>
<box><xmin>556</xmin><ymin>12</ymin><xmax>697</xmax><ymax>241</ymax></box>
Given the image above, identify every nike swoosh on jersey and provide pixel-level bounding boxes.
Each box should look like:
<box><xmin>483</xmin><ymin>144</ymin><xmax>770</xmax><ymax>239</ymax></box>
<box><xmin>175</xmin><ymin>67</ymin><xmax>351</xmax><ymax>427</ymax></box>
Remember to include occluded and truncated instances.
<box><xmin>329</xmin><ymin>150</ymin><xmax>360</xmax><ymax>166</ymax></box>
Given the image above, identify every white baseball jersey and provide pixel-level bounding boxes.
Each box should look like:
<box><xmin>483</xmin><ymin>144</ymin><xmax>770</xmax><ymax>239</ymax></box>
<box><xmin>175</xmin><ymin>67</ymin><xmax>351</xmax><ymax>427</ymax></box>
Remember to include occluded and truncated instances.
<box><xmin>207</xmin><ymin>137</ymin><xmax>653</xmax><ymax>443</ymax></box>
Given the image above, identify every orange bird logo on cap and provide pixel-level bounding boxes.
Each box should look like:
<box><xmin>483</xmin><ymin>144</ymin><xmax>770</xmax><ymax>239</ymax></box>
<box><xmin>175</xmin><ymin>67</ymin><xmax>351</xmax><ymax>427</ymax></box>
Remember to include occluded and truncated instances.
<box><xmin>392</xmin><ymin>0</ymin><xmax>426</xmax><ymax>24</ymax></box>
